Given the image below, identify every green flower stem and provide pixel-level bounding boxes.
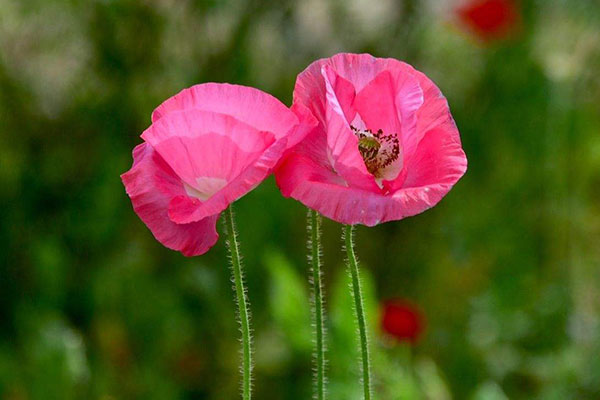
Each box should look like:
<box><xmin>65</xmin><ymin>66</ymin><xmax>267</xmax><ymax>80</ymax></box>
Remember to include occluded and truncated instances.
<box><xmin>345</xmin><ymin>225</ymin><xmax>372</xmax><ymax>400</ymax></box>
<box><xmin>309</xmin><ymin>209</ymin><xmax>326</xmax><ymax>400</ymax></box>
<box><xmin>224</xmin><ymin>205</ymin><xmax>252</xmax><ymax>400</ymax></box>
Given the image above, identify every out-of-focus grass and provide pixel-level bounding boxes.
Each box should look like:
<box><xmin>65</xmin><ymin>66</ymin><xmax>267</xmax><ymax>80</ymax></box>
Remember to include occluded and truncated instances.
<box><xmin>0</xmin><ymin>0</ymin><xmax>599</xmax><ymax>399</ymax></box>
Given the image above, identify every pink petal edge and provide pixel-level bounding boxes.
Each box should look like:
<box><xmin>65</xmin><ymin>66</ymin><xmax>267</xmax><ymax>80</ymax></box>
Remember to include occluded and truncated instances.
<box><xmin>276</xmin><ymin>53</ymin><xmax>468</xmax><ymax>225</ymax></box>
<box><xmin>151</xmin><ymin>83</ymin><xmax>299</xmax><ymax>143</ymax></box>
<box><xmin>121</xmin><ymin>143</ymin><xmax>220</xmax><ymax>256</ymax></box>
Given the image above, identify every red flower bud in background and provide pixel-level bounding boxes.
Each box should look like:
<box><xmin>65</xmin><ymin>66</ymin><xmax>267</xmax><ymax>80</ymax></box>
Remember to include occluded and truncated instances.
<box><xmin>457</xmin><ymin>0</ymin><xmax>520</xmax><ymax>43</ymax></box>
<box><xmin>381</xmin><ymin>299</ymin><xmax>425</xmax><ymax>344</ymax></box>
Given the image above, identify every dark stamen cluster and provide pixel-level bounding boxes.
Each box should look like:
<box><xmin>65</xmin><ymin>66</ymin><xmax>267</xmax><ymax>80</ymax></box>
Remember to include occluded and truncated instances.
<box><xmin>351</xmin><ymin>126</ymin><xmax>400</xmax><ymax>176</ymax></box>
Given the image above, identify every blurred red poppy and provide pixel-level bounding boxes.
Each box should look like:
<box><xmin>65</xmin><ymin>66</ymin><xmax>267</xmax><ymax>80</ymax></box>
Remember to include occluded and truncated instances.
<box><xmin>381</xmin><ymin>299</ymin><xmax>425</xmax><ymax>344</ymax></box>
<box><xmin>457</xmin><ymin>0</ymin><xmax>520</xmax><ymax>42</ymax></box>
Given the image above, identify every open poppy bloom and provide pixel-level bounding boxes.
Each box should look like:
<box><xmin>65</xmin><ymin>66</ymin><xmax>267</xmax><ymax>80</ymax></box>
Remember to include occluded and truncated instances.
<box><xmin>457</xmin><ymin>0</ymin><xmax>520</xmax><ymax>42</ymax></box>
<box><xmin>121</xmin><ymin>83</ymin><xmax>314</xmax><ymax>256</ymax></box>
<box><xmin>381</xmin><ymin>299</ymin><xmax>425</xmax><ymax>344</ymax></box>
<box><xmin>275</xmin><ymin>53</ymin><xmax>467</xmax><ymax>226</ymax></box>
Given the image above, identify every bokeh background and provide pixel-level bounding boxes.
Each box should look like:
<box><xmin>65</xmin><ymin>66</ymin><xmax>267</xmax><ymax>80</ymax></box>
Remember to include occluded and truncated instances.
<box><xmin>1</xmin><ymin>0</ymin><xmax>599</xmax><ymax>399</ymax></box>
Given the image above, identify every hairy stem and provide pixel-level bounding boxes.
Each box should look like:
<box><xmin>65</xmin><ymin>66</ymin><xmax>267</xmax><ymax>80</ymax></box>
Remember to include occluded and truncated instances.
<box><xmin>309</xmin><ymin>209</ymin><xmax>326</xmax><ymax>399</ymax></box>
<box><xmin>345</xmin><ymin>225</ymin><xmax>372</xmax><ymax>400</ymax></box>
<box><xmin>224</xmin><ymin>205</ymin><xmax>252</xmax><ymax>400</ymax></box>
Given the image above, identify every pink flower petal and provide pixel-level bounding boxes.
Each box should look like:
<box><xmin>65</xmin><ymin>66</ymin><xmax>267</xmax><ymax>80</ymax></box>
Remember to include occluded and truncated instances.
<box><xmin>276</xmin><ymin>53</ymin><xmax>467</xmax><ymax>225</ymax></box>
<box><xmin>354</xmin><ymin>70</ymin><xmax>402</xmax><ymax>135</ymax></box>
<box><xmin>124</xmin><ymin>82</ymin><xmax>311</xmax><ymax>256</ymax></box>
<box><xmin>151</xmin><ymin>83</ymin><xmax>298</xmax><ymax>143</ymax></box>
<box><xmin>391</xmin><ymin>68</ymin><xmax>424</xmax><ymax>161</ymax></box>
<box><xmin>276</xmin><ymin>127</ymin><xmax>466</xmax><ymax>226</ymax></box>
<box><xmin>401</xmin><ymin>123</ymin><xmax>467</xmax><ymax>191</ymax></box>
<box><xmin>287</xmin><ymin>102</ymin><xmax>319</xmax><ymax>150</ymax></box>
<box><xmin>355</xmin><ymin>61</ymin><xmax>425</xmax><ymax>161</ymax></box>
<box><xmin>318</xmin><ymin>53</ymin><xmax>386</xmax><ymax>92</ymax></box>
<box><xmin>322</xmin><ymin>66</ymin><xmax>357</xmax><ymax>123</ymax></box>
<box><xmin>142</xmin><ymin>110</ymin><xmax>275</xmax><ymax>191</ymax></box>
<box><xmin>296</xmin><ymin>53</ymin><xmax>411</xmax><ymax>101</ymax></box>
<box><xmin>385</xmin><ymin>70</ymin><xmax>461</xmax><ymax>192</ymax></box>
<box><xmin>413</xmin><ymin>70</ymin><xmax>455</xmax><ymax>140</ymax></box>
<box><xmin>276</xmin><ymin>152</ymin><xmax>391</xmax><ymax>226</ymax></box>
<box><xmin>141</xmin><ymin>108</ymin><xmax>288</xmax><ymax>224</ymax></box>
<box><xmin>168</xmin><ymin>136</ymin><xmax>288</xmax><ymax>224</ymax></box>
<box><xmin>322</xmin><ymin>66</ymin><xmax>380</xmax><ymax>192</ymax></box>
<box><xmin>121</xmin><ymin>143</ymin><xmax>219</xmax><ymax>256</ymax></box>
<box><xmin>354</xmin><ymin>69</ymin><xmax>419</xmax><ymax>183</ymax></box>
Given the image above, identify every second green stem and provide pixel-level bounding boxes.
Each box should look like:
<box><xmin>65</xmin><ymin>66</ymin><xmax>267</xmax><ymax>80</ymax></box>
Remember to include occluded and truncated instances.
<box><xmin>310</xmin><ymin>209</ymin><xmax>325</xmax><ymax>400</ymax></box>
<box><xmin>345</xmin><ymin>225</ymin><xmax>372</xmax><ymax>400</ymax></box>
<box><xmin>224</xmin><ymin>205</ymin><xmax>252</xmax><ymax>400</ymax></box>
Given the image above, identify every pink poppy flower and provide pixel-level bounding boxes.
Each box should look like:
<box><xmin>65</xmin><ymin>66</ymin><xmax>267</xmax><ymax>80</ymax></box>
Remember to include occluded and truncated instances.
<box><xmin>275</xmin><ymin>53</ymin><xmax>467</xmax><ymax>226</ymax></box>
<box><xmin>121</xmin><ymin>83</ymin><xmax>314</xmax><ymax>256</ymax></box>
<box><xmin>381</xmin><ymin>299</ymin><xmax>425</xmax><ymax>344</ymax></box>
<box><xmin>457</xmin><ymin>0</ymin><xmax>520</xmax><ymax>42</ymax></box>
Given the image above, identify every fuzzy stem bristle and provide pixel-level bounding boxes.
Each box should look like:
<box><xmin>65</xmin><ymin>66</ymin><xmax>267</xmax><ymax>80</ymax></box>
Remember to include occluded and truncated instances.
<box><xmin>224</xmin><ymin>205</ymin><xmax>252</xmax><ymax>400</ymax></box>
<box><xmin>309</xmin><ymin>209</ymin><xmax>326</xmax><ymax>399</ymax></box>
<box><xmin>344</xmin><ymin>225</ymin><xmax>372</xmax><ymax>400</ymax></box>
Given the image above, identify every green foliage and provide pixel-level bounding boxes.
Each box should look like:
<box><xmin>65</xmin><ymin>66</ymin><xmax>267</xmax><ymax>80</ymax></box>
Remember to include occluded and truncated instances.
<box><xmin>0</xmin><ymin>0</ymin><xmax>599</xmax><ymax>399</ymax></box>
<box><xmin>265</xmin><ymin>250</ymin><xmax>312</xmax><ymax>353</ymax></box>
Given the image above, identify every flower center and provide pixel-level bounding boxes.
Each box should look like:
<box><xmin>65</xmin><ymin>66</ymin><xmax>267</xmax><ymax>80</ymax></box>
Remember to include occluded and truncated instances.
<box><xmin>184</xmin><ymin>176</ymin><xmax>228</xmax><ymax>201</ymax></box>
<box><xmin>351</xmin><ymin>126</ymin><xmax>400</xmax><ymax>177</ymax></box>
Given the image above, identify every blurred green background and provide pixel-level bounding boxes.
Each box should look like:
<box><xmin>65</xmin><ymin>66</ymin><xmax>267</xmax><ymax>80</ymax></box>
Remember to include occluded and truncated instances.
<box><xmin>1</xmin><ymin>0</ymin><xmax>599</xmax><ymax>399</ymax></box>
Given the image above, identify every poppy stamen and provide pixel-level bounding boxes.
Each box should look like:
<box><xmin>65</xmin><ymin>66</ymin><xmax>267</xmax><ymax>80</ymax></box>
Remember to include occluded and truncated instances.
<box><xmin>351</xmin><ymin>125</ymin><xmax>400</xmax><ymax>177</ymax></box>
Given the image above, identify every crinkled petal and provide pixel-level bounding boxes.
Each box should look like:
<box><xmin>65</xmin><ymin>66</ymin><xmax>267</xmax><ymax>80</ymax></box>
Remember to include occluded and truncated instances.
<box><xmin>392</xmin><ymin>67</ymin><xmax>424</xmax><ymax>159</ymax></box>
<box><xmin>294</xmin><ymin>53</ymin><xmax>391</xmax><ymax>113</ymax></box>
<box><xmin>142</xmin><ymin>109</ymin><xmax>274</xmax><ymax>191</ymax></box>
<box><xmin>353</xmin><ymin>61</ymin><xmax>425</xmax><ymax>163</ymax></box>
<box><xmin>274</xmin><ymin>102</ymin><xmax>319</xmax><ymax>170</ymax></box>
<box><xmin>276</xmin><ymin>129</ymin><xmax>466</xmax><ymax>226</ymax></box>
<box><xmin>168</xmin><ymin>136</ymin><xmax>288</xmax><ymax>224</ymax></box>
<box><xmin>141</xmin><ymin>108</ymin><xmax>286</xmax><ymax>224</ymax></box>
<box><xmin>121</xmin><ymin>143</ymin><xmax>219</xmax><ymax>256</ymax></box>
<box><xmin>294</xmin><ymin>54</ymin><xmax>429</xmax><ymax>190</ymax></box>
<box><xmin>323</xmin><ymin>67</ymin><xmax>356</xmax><ymax>123</ymax></box>
<box><xmin>287</xmin><ymin>102</ymin><xmax>319</xmax><ymax>150</ymax></box>
<box><xmin>354</xmin><ymin>70</ymin><xmax>402</xmax><ymax>135</ymax></box>
<box><xmin>276</xmin><ymin>152</ymin><xmax>391</xmax><ymax>226</ymax></box>
<box><xmin>413</xmin><ymin>70</ymin><xmax>455</xmax><ymax>140</ymax></box>
<box><xmin>314</xmin><ymin>53</ymin><xmax>388</xmax><ymax>92</ymax></box>
<box><xmin>280</xmin><ymin>53</ymin><xmax>467</xmax><ymax>225</ymax></box>
<box><xmin>354</xmin><ymin>69</ymin><xmax>411</xmax><ymax>183</ymax></box>
<box><xmin>322</xmin><ymin>66</ymin><xmax>380</xmax><ymax>192</ymax></box>
<box><xmin>151</xmin><ymin>83</ymin><xmax>298</xmax><ymax>143</ymax></box>
<box><xmin>400</xmin><ymin>123</ymin><xmax>467</xmax><ymax>191</ymax></box>
<box><xmin>385</xmin><ymin>71</ymin><xmax>462</xmax><ymax>192</ymax></box>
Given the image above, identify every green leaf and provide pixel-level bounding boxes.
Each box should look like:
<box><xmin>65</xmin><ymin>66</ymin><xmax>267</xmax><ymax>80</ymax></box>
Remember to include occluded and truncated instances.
<box><xmin>264</xmin><ymin>250</ymin><xmax>312</xmax><ymax>352</ymax></box>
